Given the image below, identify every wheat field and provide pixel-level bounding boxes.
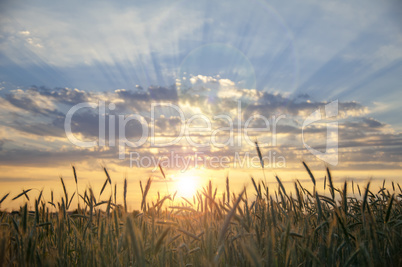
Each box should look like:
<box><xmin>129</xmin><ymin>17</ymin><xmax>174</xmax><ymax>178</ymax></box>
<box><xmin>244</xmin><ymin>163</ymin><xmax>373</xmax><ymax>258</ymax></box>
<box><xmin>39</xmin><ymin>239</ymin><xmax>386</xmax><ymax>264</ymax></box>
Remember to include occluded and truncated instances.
<box><xmin>0</xmin><ymin>163</ymin><xmax>401</xmax><ymax>266</ymax></box>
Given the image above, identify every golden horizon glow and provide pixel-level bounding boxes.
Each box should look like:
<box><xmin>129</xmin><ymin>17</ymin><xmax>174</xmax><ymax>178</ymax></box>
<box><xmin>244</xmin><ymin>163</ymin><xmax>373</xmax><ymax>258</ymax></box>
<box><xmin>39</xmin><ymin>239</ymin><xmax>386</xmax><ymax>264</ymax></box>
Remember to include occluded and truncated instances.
<box><xmin>173</xmin><ymin>174</ymin><xmax>200</xmax><ymax>199</ymax></box>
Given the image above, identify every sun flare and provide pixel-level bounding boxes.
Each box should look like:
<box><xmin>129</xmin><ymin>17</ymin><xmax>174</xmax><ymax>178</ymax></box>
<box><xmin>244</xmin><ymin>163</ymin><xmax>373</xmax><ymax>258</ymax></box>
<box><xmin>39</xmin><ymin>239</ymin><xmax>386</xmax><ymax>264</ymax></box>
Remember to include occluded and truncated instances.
<box><xmin>174</xmin><ymin>175</ymin><xmax>199</xmax><ymax>199</ymax></box>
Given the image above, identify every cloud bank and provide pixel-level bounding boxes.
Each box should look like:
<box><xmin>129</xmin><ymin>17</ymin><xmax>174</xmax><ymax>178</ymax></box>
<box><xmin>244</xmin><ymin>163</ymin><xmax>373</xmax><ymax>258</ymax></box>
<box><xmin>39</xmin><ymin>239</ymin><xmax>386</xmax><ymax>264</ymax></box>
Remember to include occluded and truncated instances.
<box><xmin>0</xmin><ymin>76</ymin><xmax>400</xmax><ymax>172</ymax></box>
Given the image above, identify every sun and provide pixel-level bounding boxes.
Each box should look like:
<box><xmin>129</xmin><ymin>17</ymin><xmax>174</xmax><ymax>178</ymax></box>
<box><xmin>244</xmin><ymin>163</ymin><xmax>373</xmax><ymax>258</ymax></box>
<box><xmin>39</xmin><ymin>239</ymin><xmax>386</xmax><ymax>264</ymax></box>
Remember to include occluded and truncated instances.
<box><xmin>174</xmin><ymin>175</ymin><xmax>199</xmax><ymax>199</ymax></box>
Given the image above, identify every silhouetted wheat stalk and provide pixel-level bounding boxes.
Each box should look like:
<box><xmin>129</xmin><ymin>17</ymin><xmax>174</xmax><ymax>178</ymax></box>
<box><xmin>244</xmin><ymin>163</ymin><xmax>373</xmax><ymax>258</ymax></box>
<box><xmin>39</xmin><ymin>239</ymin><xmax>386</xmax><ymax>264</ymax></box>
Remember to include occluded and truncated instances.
<box><xmin>255</xmin><ymin>141</ymin><xmax>267</xmax><ymax>183</ymax></box>
<box><xmin>0</xmin><ymin>163</ymin><xmax>401</xmax><ymax>266</ymax></box>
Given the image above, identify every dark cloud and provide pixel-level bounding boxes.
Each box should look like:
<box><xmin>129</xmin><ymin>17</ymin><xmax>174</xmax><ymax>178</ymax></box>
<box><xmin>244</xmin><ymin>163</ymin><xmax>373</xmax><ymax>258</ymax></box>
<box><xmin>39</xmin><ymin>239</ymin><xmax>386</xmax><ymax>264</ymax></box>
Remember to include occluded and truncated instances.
<box><xmin>0</xmin><ymin>139</ymin><xmax>6</xmax><ymax>151</ymax></box>
<box><xmin>149</xmin><ymin>86</ymin><xmax>178</xmax><ymax>101</ymax></box>
<box><xmin>115</xmin><ymin>86</ymin><xmax>178</xmax><ymax>103</ymax></box>
<box><xmin>153</xmin><ymin>116</ymin><xmax>183</xmax><ymax>133</ymax></box>
<box><xmin>1</xmin><ymin>85</ymin><xmax>181</xmax><ymax>140</ymax></box>
<box><xmin>0</xmin><ymin>84</ymin><xmax>401</xmax><ymax>171</ymax></box>
<box><xmin>115</xmin><ymin>88</ymin><xmax>149</xmax><ymax>102</ymax></box>
<box><xmin>5</xmin><ymin>91</ymin><xmax>56</xmax><ymax>116</ymax></box>
<box><xmin>296</xmin><ymin>93</ymin><xmax>310</xmax><ymax>99</ymax></box>
<box><xmin>362</xmin><ymin>117</ymin><xmax>383</xmax><ymax>128</ymax></box>
<box><xmin>33</xmin><ymin>86</ymin><xmax>90</xmax><ymax>106</ymax></box>
<box><xmin>242</xmin><ymin>92</ymin><xmax>365</xmax><ymax>118</ymax></box>
<box><xmin>11</xmin><ymin>121</ymin><xmax>65</xmax><ymax>137</ymax></box>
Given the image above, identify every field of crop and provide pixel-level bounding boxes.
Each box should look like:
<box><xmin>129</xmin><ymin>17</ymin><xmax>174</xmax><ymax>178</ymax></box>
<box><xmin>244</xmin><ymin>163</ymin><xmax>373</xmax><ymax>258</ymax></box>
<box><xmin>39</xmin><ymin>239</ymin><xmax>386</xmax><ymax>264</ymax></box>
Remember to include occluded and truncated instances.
<box><xmin>0</xmin><ymin>163</ymin><xmax>401</xmax><ymax>266</ymax></box>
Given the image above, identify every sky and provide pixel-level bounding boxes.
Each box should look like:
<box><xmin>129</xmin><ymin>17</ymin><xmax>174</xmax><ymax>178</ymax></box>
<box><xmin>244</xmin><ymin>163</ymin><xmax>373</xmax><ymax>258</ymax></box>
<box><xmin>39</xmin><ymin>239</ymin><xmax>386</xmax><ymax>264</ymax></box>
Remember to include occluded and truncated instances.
<box><xmin>0</xmin><ymin>0</ymin><xmax>402</xmax><ymax>210</ymax></box>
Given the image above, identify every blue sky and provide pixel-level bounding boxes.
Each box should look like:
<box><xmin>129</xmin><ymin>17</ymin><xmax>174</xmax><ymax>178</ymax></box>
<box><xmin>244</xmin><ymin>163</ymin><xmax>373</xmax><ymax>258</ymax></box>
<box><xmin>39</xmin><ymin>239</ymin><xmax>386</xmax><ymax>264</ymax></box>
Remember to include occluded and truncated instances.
<box><xmin>0</xmin><ymin>0</ymin><xmax>402</xmax><ymax>188</ymax></box>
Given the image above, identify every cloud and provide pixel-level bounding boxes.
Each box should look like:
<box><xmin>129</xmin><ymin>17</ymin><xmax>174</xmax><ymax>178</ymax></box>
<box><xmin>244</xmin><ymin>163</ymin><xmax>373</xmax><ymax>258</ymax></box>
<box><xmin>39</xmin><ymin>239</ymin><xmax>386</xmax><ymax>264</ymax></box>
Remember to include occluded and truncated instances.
<box><xmin>11</xmin><ymin>121</ymin><xmax>65</xmax><ymax>137</ymax></box>
<box><xmin>0</xmin><ymin>78</ymin><xmax>400</xmax><ymax>171</ymax></box>
<box><xmin>149</xmin><ymin>86</ymin><xmax>178</xmax><ymax>101</ymax></box>
<box><xmin>5</xmin><ymin>88</ymin><xmax>58</xmax><ymax>115</ymax></box>
<box><xmin>0</xmin><ymin>139</ymin><xmax>6</xmax><ymax>151</ymax></box>
<box><xmin>1</xmin><ymin>0</ymin><xmax>401</xmax><ymax>126</ymax></box>
<box><xmin>18</xmin><ymin>30</ymin><xmax>30</xmax><ymax>36</ymax></box>
<box><xmin>36</xmin><ymin>86</ymin><xmax>90</xmax><ymax>106</ymax></box>
<box><xmin>1</xmin><ymin>85</ymin><xmax>183</xmax><ymax>143</ymax></box>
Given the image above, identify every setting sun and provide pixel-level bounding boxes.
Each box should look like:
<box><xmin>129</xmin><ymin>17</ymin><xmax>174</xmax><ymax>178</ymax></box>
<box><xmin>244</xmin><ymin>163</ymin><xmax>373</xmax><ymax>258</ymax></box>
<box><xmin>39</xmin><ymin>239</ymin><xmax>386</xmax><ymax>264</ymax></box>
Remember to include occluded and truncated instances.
<box><xmin>174</xmin><ymin>175</ymin><xmax>199</xmax><ymax>199</ymax></box>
